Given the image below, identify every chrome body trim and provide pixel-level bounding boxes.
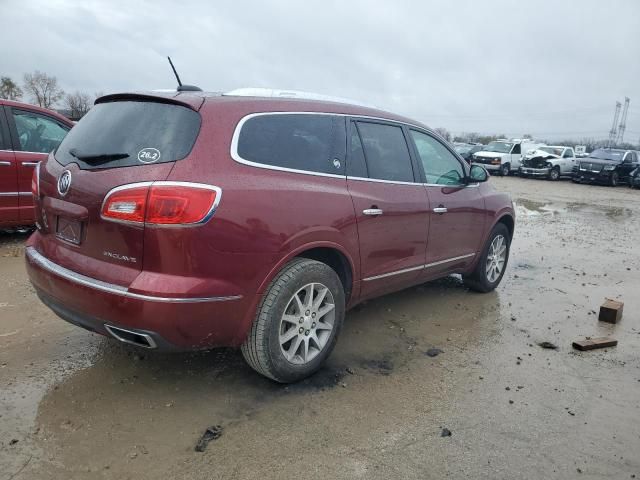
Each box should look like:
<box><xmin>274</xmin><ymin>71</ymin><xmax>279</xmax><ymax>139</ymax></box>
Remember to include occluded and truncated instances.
<box><xmin>362</xmin><ymin>253</ymin><xmax>476</xmax><ymax>282</ymax></box>
<box><xmin>26</xmin><ymin>247</ymin><xmax>242</xmax><ymax>303</ymax></box>
<box><xmin>0</xmin><ymin>191</ymin><xmax>31</xmax><ymax>197</ymax></box>
<box><xmin>21</xmin><ymin>161</ymin><xmax>39</xmax><ymax>167</ymax></box>
<box><xmin>0</xmin><ymin>161</ymin><xmax>12</xmax><ymax>166</ymax></box>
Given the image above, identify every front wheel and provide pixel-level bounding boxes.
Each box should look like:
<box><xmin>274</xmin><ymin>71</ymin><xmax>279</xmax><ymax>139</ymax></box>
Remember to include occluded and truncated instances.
<box><xmin>463</xmin><ymin>223</ymin><xmax>511</xmax><ymax>293</ymax></box>
<box><xmin>499</xmin><ymin>163</ymin><xmax>510</xmax><ymax>176</ymax></box>
<box><xmin>241</xmin><ymin>258</ymin><xmax>345</xmax><ymax>383</ymax></box>
<box><xmin>549</xmin><ymin>167</ymin><xmax>560</xmax><ymax>181</ymax></box>
<box><xmin>610</xmin><ymin>171</ymin><xmax>619</xmax><ymax>187</ymax></box>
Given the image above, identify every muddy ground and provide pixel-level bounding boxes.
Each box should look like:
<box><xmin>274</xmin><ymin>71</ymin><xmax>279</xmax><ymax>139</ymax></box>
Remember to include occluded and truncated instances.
<box><xmin>1</xmin><ymin>177</ymin><xmax>639</xmax><ymax>479</ymax></box>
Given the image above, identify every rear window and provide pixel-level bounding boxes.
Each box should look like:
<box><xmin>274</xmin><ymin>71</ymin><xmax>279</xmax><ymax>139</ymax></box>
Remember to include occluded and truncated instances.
<box><xmin>236</xmin><ymin>114</ymin><xmax>346</xmax><ymax>175</ymax></box>
<box><xmin>55</xmin><ymin>101</ymin><xmax>201</xmax><ymax>170</ymax></box>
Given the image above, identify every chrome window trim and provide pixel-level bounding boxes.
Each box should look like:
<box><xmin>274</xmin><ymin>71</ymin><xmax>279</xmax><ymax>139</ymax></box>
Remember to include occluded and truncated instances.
<box><xmin>347</xmin><ymin>175</ymin><xmax>422</xmax><ymax>186</ymax></box>
<box><xmin>26</xmin><ymin>247</ymin><xmax>242</xmax><ymax>303</ymax></box>
<box><xmin>100</xmin><ymin>181</ymin><xmax>223</xmax><ymax>228</ymax></box>
<box><xmin>230</xmin><ymin>111</ymin><xmax>426</xmax><ymax>181</ymax></box>
<box><xmin>362</xmin><ymin>253</ymin><xmax>476</xmax><ymax>282</ymax></box>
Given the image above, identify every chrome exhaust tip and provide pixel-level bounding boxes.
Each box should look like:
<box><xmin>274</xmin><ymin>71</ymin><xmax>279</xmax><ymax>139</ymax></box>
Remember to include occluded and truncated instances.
<box><xmin>105</xmin><ymin>324</ymin><xmax>157</xmax><ymax>349</ymax></box>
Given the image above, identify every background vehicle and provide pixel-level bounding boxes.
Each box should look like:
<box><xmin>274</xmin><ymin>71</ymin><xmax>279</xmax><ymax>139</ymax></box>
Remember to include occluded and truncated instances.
<box><xmin>25</xmin><ymin>89</ymin><xmax>515</xmax><ymax>383</ymax></box>
<box><xmin>454</xmin><ymin>143</ymin><xmax>484</xmax><ymax>163</ymax></box>
<box><xmin>0</xmin><ymin>99</ymin><xmax>73</xmax><ymax>228</ymax></box>
<box><xmin>572</xmin><ymin>148</ymin><xmax>637</xmax><ymax>186</ymax></box>
<box><xmin>472</xmin><ymin>139</ymin><xmax>545</xmax><ymax>176</ymax></box>
<box><xmin>629</xmin><ymin>163</ymin><xmax>640</xmax><ymax>189</ymax></box>
<box><xmin>519</xmin><ymin>146</ymin><xmax>576</xmax><ymax>180</ymax></box>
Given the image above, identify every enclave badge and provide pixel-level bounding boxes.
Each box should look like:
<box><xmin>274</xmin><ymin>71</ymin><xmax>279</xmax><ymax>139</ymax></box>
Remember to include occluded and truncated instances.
<box><xmin>57</xmin><ymin>170</ymin><xmax>72</xmax><ymax>196</ymax></box>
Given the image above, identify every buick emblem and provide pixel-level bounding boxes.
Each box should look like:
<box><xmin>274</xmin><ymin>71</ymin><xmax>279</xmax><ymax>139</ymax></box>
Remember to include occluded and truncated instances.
<box><xmin>58</xmin><ymin>170</ymin><xmax>72</xmax><ymax>196</ymax></box>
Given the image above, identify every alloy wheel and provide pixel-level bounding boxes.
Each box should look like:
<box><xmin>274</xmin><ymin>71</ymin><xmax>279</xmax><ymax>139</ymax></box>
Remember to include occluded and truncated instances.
<box><xmin>279</xmin><ymin>282</ymin><xmax>335</xmax><ymax>365</ymax></box>
<box><xmin>485</xmin><ymin>235</ymin><xmax>507</xmax><ymax>283</ymax></box>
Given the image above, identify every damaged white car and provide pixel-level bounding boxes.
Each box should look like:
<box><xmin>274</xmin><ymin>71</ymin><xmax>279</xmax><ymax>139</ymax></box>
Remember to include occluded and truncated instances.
<box><xmin>519</xmin><ymin>146</ymin><xmax>576</xmax><ymax>180</ymax></box>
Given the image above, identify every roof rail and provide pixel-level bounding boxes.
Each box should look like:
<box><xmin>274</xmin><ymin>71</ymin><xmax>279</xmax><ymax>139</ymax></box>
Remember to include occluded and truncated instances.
<box><xmin>223</xmin><ymin>88</ymin><xmax>374</xmax><ymax>108</ymax></box>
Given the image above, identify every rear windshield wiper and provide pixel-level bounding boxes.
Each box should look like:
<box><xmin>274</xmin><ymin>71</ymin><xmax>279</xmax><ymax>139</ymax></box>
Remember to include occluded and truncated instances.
<box><xmin>69</xmin><ymin>148</ymin><xmax>130</xmax><ymax>165</ymax></box>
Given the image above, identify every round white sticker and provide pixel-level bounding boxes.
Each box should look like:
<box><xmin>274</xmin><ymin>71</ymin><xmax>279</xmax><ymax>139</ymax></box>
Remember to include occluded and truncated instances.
<box><xmin>137</xmin><ymin>147</ymin><xmax>161</xmax><ymax>164</ymax></box>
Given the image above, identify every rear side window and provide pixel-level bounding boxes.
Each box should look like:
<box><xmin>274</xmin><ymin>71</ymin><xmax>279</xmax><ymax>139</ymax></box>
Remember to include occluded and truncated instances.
<box><xmin>236</xmin><ymin>114</ymin><xmax>346</xmax><ymax>175</ymax></box>
<box><xmin>12</xmin><ymin>109</ymin><xmax>69</xmax><ymax>153</ymax></box>
<box><xmin>356</xmin><ymin>122</ymin><xmax>414</xmax><ymax>182</ymax></box>
<box><xmin>55</xmin><ymin>101</ymin><xmax>201</xmax><ymax>170</ymax></box>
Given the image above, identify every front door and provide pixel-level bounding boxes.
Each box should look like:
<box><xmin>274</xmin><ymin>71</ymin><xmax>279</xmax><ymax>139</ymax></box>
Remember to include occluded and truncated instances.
<box><xmin>0</xmin><ymin>108</ymin><xmax>20</xmax><ymax>226</ymax></box>
<box><xmin>408</xmin><ymin>129</ymin><xmax>486</xmax><ymax>278</ymax></box>
<box><xmin>347</xmin><ymin>120</ymin><xmax>429</xmax><ymax>300</ymax></box>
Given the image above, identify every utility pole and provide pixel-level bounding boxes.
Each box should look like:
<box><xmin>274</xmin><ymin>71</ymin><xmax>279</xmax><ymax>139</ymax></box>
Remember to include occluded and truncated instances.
<box><xmin>615</xmin><ymin>97</ymin><xmax>630</xmax><ymax>145</ymax></box>
<box><xmin>608</xmin><ymin>101</ymin><xmax>621</xmax><ymax>148</ymax></box>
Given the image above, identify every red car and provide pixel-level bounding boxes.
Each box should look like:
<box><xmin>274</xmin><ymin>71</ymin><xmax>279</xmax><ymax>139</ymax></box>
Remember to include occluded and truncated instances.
<box><xmin>25</xmin><ymin>89</ymin><xmax>515</xmax><ymax>382</ymax></box>
<box><xmin>0</xmin><ymin>99</ymin><xmax>73</xmax><ymax>228</ymax></box>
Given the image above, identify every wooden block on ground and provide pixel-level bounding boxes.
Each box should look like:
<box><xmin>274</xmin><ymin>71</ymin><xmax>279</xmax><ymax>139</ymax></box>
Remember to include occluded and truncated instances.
<box><xmin>572</xmin><ymin>337</ymin><xmax>618</xmax><ymax>351</ymax></box>
<box><xmin>599</xmin><ymin>299</ymin><xmax>623</xmax><ymax>323</ymax></box>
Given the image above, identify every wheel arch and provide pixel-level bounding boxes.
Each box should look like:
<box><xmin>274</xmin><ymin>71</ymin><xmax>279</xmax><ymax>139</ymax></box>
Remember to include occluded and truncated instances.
<box><xmin>257</xmin><ymin>242</ymin><xmax>356</xmax><ymax>303</ymax></box>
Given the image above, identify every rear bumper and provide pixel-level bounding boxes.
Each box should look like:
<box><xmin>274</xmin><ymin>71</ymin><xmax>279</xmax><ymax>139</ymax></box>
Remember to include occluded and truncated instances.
<box><xmin>26</xmin><ymin>246</ymin><xmax>253</xmax><ymax>350</ymax></box>
<box><xmin>519</xmin><ymin>167</ymin><xmax>550</xmax><ymax>176</ymax></box>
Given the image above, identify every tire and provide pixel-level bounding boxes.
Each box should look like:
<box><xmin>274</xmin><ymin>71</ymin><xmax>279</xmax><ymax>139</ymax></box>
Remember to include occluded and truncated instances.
<box><xmin>463</xmin><ymin>223</ymin><xmax>511</xmax><ymax>293</ymax></box>
<box><xmin>499</xmin><ymin>163</ymin><xmax>510</xmax><ymax>176</ymax></box>
<box><xmin>241</xmin><ymin>258</ymin><xmax>345</xmax><ymax>383</ymax></box>
<box><xmin>549</xmin><ymin>167</ymin><xmax>560</xmax><ymax>181</ymax></box>
<box><xmin>610</xmin><ymin>171</ymin><xmax>619</xmax><ymax>187</ymax></box>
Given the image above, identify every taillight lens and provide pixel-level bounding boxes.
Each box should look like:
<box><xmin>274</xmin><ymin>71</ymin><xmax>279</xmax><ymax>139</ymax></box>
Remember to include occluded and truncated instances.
<box><xmin>31</xmin><ymin>163</ymin><xmax>40</xmax><ymax>198</ymax></box>
<box><xmin>101</xmin><ymin>182</ymin><xmax>220</xmax><ymax>226</ymax></box>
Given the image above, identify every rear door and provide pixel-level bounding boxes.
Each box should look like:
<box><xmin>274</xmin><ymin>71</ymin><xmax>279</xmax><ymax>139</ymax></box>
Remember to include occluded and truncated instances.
<box><xmin>408</xmin><ymin>129</ymin><xmax>485</xmax><ymax>278</ymax></box>
<box><xmin>346</xmin><ymin>120</ymin><xmax>429</xmax><ymax>299</ymax></box>
<box><xmin>7</xmin><ymin>107</ymin><xmax>71</xmax><ymax>223</ymax></box>
<box><xmin>35</xmin><ymin>98</ymin><xmax>202</xmax><ymax>286</ymax></box>
<box><xmin>0</xmin><ymin>107</ymin><xmax>20</xmax><ymax>225</ymax></box>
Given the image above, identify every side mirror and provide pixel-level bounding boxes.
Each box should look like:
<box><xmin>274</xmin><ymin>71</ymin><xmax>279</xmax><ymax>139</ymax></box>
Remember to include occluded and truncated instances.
<box><xmin>468</xmin><ymin>164</ymin><xmax>488</xmax><ymax>183</ymax></box>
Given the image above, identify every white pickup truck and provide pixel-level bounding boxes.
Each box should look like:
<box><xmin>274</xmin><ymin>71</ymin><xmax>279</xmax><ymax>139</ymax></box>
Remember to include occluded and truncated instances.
<box><xmin>519</xmin><ymin>146</ymin><xmax>577</xmax><ymax>180</ymax></box>
<box><xmin>472</xmin><ymin>139</ymin><xmax>546</xmax><ymax>176</ymax></box>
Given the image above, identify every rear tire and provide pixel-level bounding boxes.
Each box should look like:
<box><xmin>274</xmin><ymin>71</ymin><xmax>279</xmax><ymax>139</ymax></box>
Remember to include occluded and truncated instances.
<box><xmin>241</xmin><ymin>258</ymin><xmax>345</xmax><ymax>383</ymax></box>
<box><xmin>463</xmin><ymin>223</ymin><xmax>511</xmax><ymax>293</ymax></box>
<box><xmin>499</xmin><ymin>163</ymin><xmax>510</xmax><ymax>176</ymax></box>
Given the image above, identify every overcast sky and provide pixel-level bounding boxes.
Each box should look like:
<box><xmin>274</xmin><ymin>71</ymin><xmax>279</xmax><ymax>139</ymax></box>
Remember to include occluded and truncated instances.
<box><xmin>3</xmin><ymin>0</ymin><xmax>639</xmax><ymax>141</ymax></box>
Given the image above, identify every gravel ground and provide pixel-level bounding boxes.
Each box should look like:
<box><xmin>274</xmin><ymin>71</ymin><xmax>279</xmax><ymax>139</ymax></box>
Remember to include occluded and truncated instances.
<box><xmin>1</xmin><ymin>176</ymin><xmax>639</xmax><ymax>479</ymax></box>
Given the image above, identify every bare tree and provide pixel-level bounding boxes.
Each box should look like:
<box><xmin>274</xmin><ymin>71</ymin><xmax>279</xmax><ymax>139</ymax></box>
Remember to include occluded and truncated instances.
<box><xmin>434</xmin><ymin>127</ymin><xmax>451</xmax><ymax>142</ymax></box>
<box><xmin>64</xmin><ymin>91</ymin><xmax>92</xmax><ymax>119</ymax></box>
<box><xmin>0</xmin><ymin>76</ymin><xmax>23</xmax><ymax>100</ymax></box>
<box><xmin>23</xmin><ymin>71</ymin><xmax>64</xmax><ymax>109</ymax></box>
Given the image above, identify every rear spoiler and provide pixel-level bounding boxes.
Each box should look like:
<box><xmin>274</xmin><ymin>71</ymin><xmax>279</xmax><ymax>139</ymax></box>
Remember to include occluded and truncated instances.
<box><xmin>95</xmin><ymin>92</ymin><xmax>205</xmax><ymax>111</ymax></box>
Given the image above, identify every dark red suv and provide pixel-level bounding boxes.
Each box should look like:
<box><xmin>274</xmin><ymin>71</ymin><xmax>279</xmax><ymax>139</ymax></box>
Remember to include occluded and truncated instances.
<box><xmin>25</xmin><ymin>89</ymin><xmax>514</xmax><ymax>382</ymax></box>
<box><xmin>0</xmin><ymin>99</ymin><xmax>73</xmax><ymax>228</ymax></box>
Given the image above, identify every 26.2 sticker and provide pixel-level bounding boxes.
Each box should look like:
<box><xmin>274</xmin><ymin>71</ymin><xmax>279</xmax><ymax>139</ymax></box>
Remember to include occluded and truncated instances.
<box><xmin>137</xmin><ymin>147</ymin><xmax>161</xmax><ymax>164</ymax></box>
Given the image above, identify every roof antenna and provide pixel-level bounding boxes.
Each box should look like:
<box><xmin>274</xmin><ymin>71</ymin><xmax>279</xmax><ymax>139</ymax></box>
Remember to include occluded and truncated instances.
<box><xmin>167</xmin><ymin>56</ymin><xmax>202</xmax><ymax>92</ymax></box>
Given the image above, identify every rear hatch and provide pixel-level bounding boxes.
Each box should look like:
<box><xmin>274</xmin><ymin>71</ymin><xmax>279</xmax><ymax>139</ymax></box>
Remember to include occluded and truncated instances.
<box><xmin>34</xmin><ymin>94</ymin><xmax>203</xmax><ymax>286</ymax></box>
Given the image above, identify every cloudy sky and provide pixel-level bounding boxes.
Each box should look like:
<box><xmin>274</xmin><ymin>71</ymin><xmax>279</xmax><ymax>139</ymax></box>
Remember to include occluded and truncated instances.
<box><xmin>3</xmin><ymin>0</ymin><xmax>639</xmax><ymax>142</ymax></box>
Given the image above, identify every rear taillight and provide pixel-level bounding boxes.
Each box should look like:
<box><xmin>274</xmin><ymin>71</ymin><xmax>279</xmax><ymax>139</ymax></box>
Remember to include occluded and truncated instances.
<box><xmin>101</xmin><ymin>182</ymin><xmax>221</xmax><ymax>226</ymax></box>
<box><xmin>31</xmin><ymin>162</ymin><xmax>40</xmax><ymax>198</ymax></box>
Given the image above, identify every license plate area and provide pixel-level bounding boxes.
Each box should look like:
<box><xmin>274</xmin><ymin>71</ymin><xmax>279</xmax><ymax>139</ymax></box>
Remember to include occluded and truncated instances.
<box><xmin>56</xmin><ymin>216</ymin><xmax>83</xmax><ymax>245</ymax></box>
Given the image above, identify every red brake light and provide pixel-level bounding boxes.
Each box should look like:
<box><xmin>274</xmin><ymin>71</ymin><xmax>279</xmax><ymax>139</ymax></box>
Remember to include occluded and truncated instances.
<box><xmin>101</xmin><ymin>182</ymin><xmax>220</xmax><ymax>226</ymax></box>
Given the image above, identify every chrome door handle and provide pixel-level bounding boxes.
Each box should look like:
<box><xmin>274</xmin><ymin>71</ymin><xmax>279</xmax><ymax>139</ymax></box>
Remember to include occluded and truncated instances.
<box><xmin>22</xmin><ymin>162</ymin><xmax>39</xmax><ymax>167</ymax></box>
<box><xmin>0</xmin><ymin>161</ymin><xmax>12</xmax><ymax>166</ymax></box>
<box><xmin>363</xmin><ymin>208</ymin><xmax>383</xmax><ymax>216</ymax></box>
<box><xmin>433</xmin><ymin>207</ymin><xmax>448</xmax><ymax>214</ymax></box>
